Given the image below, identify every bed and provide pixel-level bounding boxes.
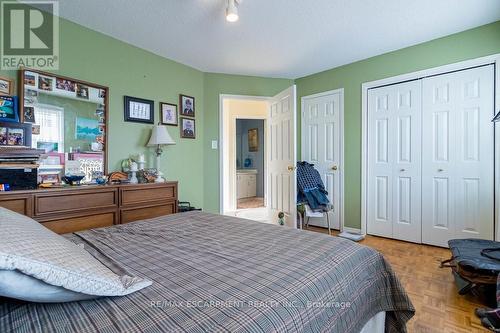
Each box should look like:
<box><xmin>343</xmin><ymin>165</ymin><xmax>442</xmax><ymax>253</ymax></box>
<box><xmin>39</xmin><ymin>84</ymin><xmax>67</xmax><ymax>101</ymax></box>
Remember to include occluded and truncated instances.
<box><xmin>0</xmin><ymin>211</ymin><xmax>414</xmax><ymax>332</ymax></box>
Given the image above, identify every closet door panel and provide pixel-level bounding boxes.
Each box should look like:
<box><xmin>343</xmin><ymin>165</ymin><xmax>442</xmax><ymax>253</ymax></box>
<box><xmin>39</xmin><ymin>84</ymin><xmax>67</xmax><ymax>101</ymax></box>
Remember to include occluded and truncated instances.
<box><xmin>454</xmin><ymin>66</ymin><xmax>494</xmax><ymax>240</ymax></box>
<box><xmin>368</xmin><ymin>87</ymin><xmax>394</xmax><ymax>237</ymax></box>
<box><xmin>368</xmin><ymin>81</ymin><xmax>422</xmax><ymax>241</ymax></box>
<box><xmin>422</xmin><ymin>77</ymin><xmax>457</xmax><ymax>247</ymax></box>
<box><xmin>392</xmin><ymin>81</ymin><xmax>422</xmax><ymax>243</ymax></box>
<box><xmin>422</xmin><ymin>65</ymin><xmax>494</xmax><ymax>247</ymax></box>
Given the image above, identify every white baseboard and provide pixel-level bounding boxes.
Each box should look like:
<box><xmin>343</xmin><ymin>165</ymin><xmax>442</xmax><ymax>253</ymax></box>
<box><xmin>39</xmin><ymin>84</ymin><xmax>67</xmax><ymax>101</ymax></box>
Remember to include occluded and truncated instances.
<box><xmin>342</xmin><ymin>226</ymin><xmax>363</xmax><ymax>235</ymax></box>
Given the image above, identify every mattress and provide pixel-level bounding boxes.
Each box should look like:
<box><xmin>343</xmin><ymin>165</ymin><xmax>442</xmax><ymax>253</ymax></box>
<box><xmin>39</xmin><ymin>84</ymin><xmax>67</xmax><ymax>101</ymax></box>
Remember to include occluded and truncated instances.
<box><xmin>0</xmin><ymin>211</ymin><xmax>414</xmax><ymax>332</ymax></box>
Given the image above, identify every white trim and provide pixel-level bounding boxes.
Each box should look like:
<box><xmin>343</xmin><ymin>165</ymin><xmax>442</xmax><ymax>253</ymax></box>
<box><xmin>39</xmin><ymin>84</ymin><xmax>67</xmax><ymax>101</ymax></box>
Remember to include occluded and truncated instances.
<box><xmin>343</xmin><ymin>227</ymin><xmax>362</xmax><ymax>235</ymax></box>
<box><xmin>219</xmin><ymin>94</ymin><xmax>271</xmax><ymax>214</ymax></box>
<box><xmin>361</xmin><ymin>53</ymin><xmax>500</xmax><ymax>240</ymax></box>
<box><xmin>301</xmin><ymin>88</ymin><xmax>345</xmax><ymax>231</ymax></box>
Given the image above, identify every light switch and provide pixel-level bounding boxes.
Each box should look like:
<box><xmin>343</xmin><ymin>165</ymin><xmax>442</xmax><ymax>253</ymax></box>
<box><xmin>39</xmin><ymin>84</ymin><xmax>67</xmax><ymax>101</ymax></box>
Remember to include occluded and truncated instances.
<box><xmin>211</xmin><ymin>140</ymin><xmax>218</xmax><ymax>149</ymax></box>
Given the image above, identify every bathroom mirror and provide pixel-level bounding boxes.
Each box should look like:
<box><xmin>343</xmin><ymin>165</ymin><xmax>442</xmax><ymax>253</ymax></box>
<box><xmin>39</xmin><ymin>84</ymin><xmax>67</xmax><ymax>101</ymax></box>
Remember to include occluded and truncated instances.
<box><xmin>19</xmin><ymin>68</ymin><xmax>108</xmax><ymax>183</ymax></box>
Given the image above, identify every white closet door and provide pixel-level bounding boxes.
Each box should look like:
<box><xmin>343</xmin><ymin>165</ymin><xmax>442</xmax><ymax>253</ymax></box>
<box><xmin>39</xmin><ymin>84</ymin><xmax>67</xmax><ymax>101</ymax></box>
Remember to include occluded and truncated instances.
<box><xmin>422</xmin><ymin>65</ymin><xmax>494</xmax><ymax>247</ymax></box>
<box><xmin>301</xmin><ymin>92</ymin><xmax>341</xmax><ymax>229</ymax></box>
<box><xmin>367</xmin><ymin>81</ymin><xmax>422</xmax><ymax>242</ymax></box>
<box><xmin>392</xmin><ymin>81</ymin><xmax>422</xmax><ymax>243</ymax></box>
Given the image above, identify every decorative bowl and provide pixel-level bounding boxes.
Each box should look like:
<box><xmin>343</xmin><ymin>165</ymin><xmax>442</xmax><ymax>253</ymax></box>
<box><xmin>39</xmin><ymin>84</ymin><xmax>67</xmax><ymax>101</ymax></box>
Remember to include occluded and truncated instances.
<box><xmin>62</xmin><ymin>175</ymin><xmax>85</xmax><ymax>186</ymax></box>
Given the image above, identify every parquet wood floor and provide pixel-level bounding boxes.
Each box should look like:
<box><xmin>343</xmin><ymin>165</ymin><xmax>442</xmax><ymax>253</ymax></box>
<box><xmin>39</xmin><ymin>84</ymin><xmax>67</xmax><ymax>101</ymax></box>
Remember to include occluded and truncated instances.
<box><xmin>305</xmin><ymin>226</ymin><xmax>491</xmax><ymax>333</ymax></box>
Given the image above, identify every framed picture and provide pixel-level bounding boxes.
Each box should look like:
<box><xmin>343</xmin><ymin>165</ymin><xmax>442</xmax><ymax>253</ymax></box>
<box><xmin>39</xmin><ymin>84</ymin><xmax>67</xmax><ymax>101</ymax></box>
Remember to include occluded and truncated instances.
<box><xmin>0</xmin><ymin>77</ymin><xmax>13</xmax><ymax>96</ymax></box>
<box><xmin>24</xmin><ymin>73</ymin><xmax>36</xmax><ymax>87</ymax></box>
<box><xmin>38</xmin><ymin>76</ymin><xmax>53</xmax><ymax>91</ymax></box>
<box><xmin>37</xmin><ymin>141</ymin><xmax>58</xmax><ymax>152</ymax></box>
<box><xmin>32</xmin><ymin>124</ymin><xmax>41</xmax><ymax>135</ymax></box>
<box><xmin>23</xmin><ymin>106</ymin><xmax>35</xmax><ymax>123</ymax></box>
<box><xmin>76</xmin><ymin>84</ymin><xmax>89</xmax><ymax>99</ymax></box>
<box><xmin>124</xmin><ymin>96</ymin><xmax>154</xmax><ymax>124</ymax></box>
<box><xmin>56</xmin><ymin>78</ymin><xmax>75</xmax><ymax>92</ymax></box>
<box><xmin>179</xmin><ymin>94</ymin><xmax>195</xmax><ymax>117</ymax></box>
<box><xmin>0</xmin><ymin>121</ymin><xmax>32</xmax><ymax>147</ymax></box>
<box><xmin>25</xmin><ymin>89</ymin><xmax>38</xmax><ymax>97</ymax></box>
<box><xmin>75</xmin><ymin>117</ymin><xmax>99</xmax><ymax>140</ymax></box>
<box><xmin>180</xmin><ymin>117</ymin><xmax>195</xmax><ymax>139</ymax></box>
<box><xmin>248</xmin><ymin>128</ymin><xmax>259</xmax><ymax>152</ymax></box>
<box><xmin>160</xmin><ymin>102</ymin><xmax>177</xmax><ymax>126</ymax></box>
<box><xmin>0</xmin><ymin>96</ymin><xmax>19</xmax><ymax>123</ymax></box>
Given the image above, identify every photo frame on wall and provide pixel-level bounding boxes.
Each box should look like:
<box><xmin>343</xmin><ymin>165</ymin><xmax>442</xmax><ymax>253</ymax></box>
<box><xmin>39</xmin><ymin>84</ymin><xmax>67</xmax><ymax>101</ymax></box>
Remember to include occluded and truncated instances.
<box><xmin>0</xmin><ymin>122</ymin><xmax>32</xmax><ymax>147</ymax></box>
<box><xmin>179</xmin><ymin>94</ymin><xmax>195</xmax><ymax>117</ymax></box>
<box><xmin>248</xmin><ymin>128</ymin><xmax>259</xmax><ymax>152</ymax></box>
<box><xmin>124</xmin><ymin>96</ymin><xmax>154</xmax><ymax>124</ymax></box>
<box><xmin>180</xmin><ymin>117</ymin><xmax>195</xmax><ymax>139</ymax></box>
<box><xmin>0</xmin><ymin>77</ymin><xmax>13</xmax><ymax>96</ymax></box>
<box><xmin>0</xmin><ymin>96</ymin><xmax>19</xmax><ymax>123</ymax></box>
<box><xmin>160</xmin><ymin>102</ymin><xmax>178</xmax><ymax>126</ymax></box>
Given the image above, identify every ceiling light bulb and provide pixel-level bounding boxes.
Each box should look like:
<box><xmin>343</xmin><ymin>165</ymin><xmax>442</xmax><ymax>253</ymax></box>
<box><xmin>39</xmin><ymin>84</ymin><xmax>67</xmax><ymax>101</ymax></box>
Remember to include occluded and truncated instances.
<box><xmin>226</xmin><ymin>0</ymin><xmax>239</xmax><ymax>22</ymax></box>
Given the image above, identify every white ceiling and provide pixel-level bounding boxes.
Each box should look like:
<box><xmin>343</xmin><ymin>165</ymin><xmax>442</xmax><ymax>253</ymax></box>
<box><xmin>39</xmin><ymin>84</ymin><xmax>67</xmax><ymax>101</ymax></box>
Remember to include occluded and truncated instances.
<box><xmin>57</xmin><ymin>0</ymin><xmax>500</xmax><ymax>79</ymax></box>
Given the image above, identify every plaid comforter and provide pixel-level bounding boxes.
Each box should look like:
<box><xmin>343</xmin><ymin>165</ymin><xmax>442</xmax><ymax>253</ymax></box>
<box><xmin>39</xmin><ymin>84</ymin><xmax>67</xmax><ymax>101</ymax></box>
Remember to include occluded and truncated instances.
<box><xmin>0</xmin><ymin>211</ymin><xmax>414</xmax><ymax>333</ymax></box>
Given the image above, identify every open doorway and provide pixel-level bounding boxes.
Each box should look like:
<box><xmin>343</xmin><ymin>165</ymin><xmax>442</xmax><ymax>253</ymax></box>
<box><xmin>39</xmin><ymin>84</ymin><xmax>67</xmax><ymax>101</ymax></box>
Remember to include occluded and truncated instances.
<box><xmin>220</xmin><ymin>97</ymin><xmax>270</xmax><ymax>223</ymax></box>
<box><xmin>236</xmin><ymin>119</ymin><xmax>265</xmax><ymax>210</ymax></box>
<box><xmin>220</xmin><ymin>86</ymin><xmax>297</xmax><ymax>227</ymax></box>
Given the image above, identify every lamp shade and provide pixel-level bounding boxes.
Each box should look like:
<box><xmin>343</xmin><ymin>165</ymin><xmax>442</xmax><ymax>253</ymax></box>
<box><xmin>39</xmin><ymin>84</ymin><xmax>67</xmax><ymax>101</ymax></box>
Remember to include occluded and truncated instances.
<box><xmin>147</xmin><ymin>125</ymin><xmax>176</xmax><ymax>146</ymax></box>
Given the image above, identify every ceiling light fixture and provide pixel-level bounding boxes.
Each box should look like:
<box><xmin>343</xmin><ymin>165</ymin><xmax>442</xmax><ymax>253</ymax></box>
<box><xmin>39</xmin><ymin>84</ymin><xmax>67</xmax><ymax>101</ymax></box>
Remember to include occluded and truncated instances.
<box><xmin>226</xmin><ymin>0</ymin><xmax>239</xmax><ymax>23</ymax></box>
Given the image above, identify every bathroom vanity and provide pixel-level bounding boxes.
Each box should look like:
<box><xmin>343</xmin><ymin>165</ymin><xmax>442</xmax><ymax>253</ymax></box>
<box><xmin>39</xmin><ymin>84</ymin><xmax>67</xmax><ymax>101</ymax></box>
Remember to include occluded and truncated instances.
<box><xmin>236</xmin><ymin>169</ymin><xmax>257</xmax><ymax>199</ymax></box>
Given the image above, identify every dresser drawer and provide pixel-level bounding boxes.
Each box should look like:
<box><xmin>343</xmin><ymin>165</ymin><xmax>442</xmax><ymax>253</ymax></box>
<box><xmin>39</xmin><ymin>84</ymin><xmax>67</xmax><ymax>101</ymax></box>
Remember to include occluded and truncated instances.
<box><xmin>0</xmin><ymin>194</ymin><xmax>32</xmax><ymax>216</ymax></box>
<box><xmin>34</xmin><ymin>188</ymin><xmax>118</xmax><ymax>216</ymax></box>
<box><xmin>40</xmin><ymin>211</ymin><xmax>117</xmax><ymax>234</ymax></box>
<box><xmin>120</xmin><ymin>201</ymin><xmax>176</xmax><ymax>224</ymax></box>
<box><xmin>120</xmin><ymin>183</ymin><xmax>177</xmax><ymax>207</ymax></box>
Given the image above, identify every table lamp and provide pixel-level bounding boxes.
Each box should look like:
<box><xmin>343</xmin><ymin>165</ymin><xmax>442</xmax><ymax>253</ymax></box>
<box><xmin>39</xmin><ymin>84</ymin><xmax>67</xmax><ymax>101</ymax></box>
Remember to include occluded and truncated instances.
<box><xmin>147</xmin><ymin>124</ymin><xmax>176</xmax><ymax>182</ymax></box>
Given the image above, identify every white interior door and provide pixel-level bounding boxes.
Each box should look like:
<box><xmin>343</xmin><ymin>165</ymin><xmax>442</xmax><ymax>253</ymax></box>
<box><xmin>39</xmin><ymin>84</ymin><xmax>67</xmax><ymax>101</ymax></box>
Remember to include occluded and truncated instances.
<box><xmin>301</xmin><ymin>92</ymin><xmax>342</xmax><ymax>229</ymax></box>
<box><xmin>367</xmin><ymin>80</ymin><xmax>422</xmax><ymax>243</ymax></box>
<box><xmin>267</xmin><ymin>86</ymin><xmax>297</xmax><ymax>227</ymax></box>
<box><xmin>422</xmin><ymin>65</ymin><xmax>495</xmax><ymax>247</ymax></box>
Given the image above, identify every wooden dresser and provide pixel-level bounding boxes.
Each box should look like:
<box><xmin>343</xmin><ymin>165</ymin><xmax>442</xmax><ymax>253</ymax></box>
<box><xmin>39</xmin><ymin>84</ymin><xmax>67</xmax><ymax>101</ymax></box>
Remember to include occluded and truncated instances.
<box><xmin>0</xmin><ymin>182</ymin><xmax>178</xmax><ymax>234</ymax></box>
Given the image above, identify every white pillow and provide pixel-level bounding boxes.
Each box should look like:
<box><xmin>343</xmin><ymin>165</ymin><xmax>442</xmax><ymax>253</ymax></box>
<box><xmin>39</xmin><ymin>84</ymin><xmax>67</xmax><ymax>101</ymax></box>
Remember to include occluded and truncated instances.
<box><xmin>0</xmin><ymin>270</ymin><xmax>97</xmax><ymax>303</ymax></box>
<box><xmin>0</xmin><ymin>207</ymin><xmax>151</xmax><ymax>302</ymax></box>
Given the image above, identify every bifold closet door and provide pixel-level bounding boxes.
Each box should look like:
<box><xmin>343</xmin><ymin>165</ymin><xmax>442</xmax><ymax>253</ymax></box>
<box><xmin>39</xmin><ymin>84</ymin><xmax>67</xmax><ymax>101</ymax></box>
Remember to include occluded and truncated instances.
<box><xmin>422</xmin><ymin>65</ymin><xmax>495</xmax><ymax>247</ymax></box>
<box><xmin>367</xmin><ymin>80</ymin><xmax>422</xmax><ymax>243</ymax></box>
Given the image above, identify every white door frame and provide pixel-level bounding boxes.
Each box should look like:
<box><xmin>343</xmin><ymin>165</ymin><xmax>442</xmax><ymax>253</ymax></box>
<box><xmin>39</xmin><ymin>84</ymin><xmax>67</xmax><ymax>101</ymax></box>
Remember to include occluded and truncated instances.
<box><xmin>219</xmin><ymin>94</ymin><xmax>271</xmax><ymax>214</ymax></box>
<box><xmin>300</xmin><ymin>88</ymin><xmax>345</xmax><ymax>231</ymax></box>
<box><xmin>361</xmin><ymin>53</ymin><xmax>500</xmax><ymax>240</ymax></box>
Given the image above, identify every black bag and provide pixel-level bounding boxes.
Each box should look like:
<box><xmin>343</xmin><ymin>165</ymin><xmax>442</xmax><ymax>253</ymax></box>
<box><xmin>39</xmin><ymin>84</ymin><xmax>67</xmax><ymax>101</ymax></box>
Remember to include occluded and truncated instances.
<box><xmin>441</xmin><ymin>239</ymin><xmax>500</xmax><ymax>306</ymax></box>
<box><xmin>482</xmin><ymin>247</ymin><xmax>500</xmax><ymax>261</ymax></box>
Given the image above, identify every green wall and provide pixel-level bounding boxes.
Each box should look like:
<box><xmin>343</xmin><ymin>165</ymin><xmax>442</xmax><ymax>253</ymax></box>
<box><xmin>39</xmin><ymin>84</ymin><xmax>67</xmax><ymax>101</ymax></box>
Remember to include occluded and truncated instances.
<box><xmin>0</xmin><ymin>4</ymin><xmax>498</xmax><ymax>226</ymax></box>
<box><xmin>296</xmin><ymin>21</ymin><xmax>500</xmax><ymax>229</ymax></box>
<box><xmin>202</xmin><ymin>73</ymin><xmax>293</xmax><ymax>212</ymax></box>
<box><xmin>0</xmin><ymin>16</ymin><xmax>206</xmax><ymax>208</ymax></box>
<box><xmin>0</xmin><ymin>11</ymin><xmax>288</xmax><ymax>210</ymax></box>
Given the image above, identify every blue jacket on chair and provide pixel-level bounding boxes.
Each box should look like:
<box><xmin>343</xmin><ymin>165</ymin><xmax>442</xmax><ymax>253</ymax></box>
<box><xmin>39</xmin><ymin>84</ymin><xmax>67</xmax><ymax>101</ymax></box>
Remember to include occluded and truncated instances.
<box><xmin>297</xmin><ymin>161</ymin><xmax>330</xmax><ymax>212</ymax></box>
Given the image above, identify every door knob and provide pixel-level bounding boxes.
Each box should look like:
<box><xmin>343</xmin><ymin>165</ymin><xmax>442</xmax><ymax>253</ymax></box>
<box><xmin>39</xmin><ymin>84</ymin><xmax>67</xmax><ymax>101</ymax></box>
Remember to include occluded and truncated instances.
<box><xmin>438</xmin><ymin>169</ymin><xmax>444</xmax><ymax>172</ymax></box>
<box><xmin>287</xmin><ymin>166</ymin><xmax>296</xmax><ymax>171</ymax></box>
<box><xmin>331</xmin><ymin>165</ymin><xmax>338</xmax><ymax>171</ymax></box>
<box><xmin>400</xmin><ymin>169</ymin><xmax>405</xmax><ymax>172</ymax></box>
